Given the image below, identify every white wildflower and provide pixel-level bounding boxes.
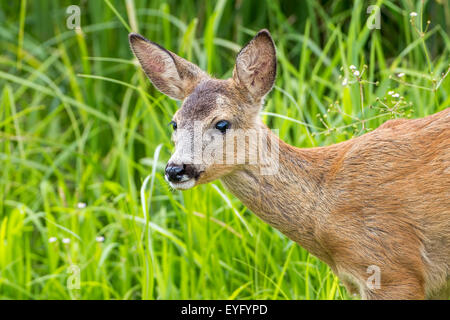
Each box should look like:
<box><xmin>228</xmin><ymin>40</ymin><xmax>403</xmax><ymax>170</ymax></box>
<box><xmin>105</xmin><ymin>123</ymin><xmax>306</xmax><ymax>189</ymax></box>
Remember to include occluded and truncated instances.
<box><xmin>77</xmin><ymin>202</ymin><xmax>86</xmax><ymax>209</ymax></box>
<box><xmin>342</xmin><ymin>78</ymin><xmax>348</xmax><ymax>86</ymax></box>
<box><xmin>397</xmin><ymin>72</ymin><xmax>405</xmax><ymax>77</ymax></box>
<box><xmin>48</xmin><ymin>237</ymin><xmax>57</xmax><ymax>243</ymax></box>
<box><xmin>96</xmin><ymin>236</ymin><xmax>105</xmax><ymax>243</ymax></box>
<box><xmin>353</xmin><ymin>70</ymin><xmax>360</xmax><ymax>77</ymax></box>
<box><xmin>392</xmin><ymin>93</ymin><xmax>400</xmax><ymax>98</ymax></box>
<box><xmin>388</xmin><ymin>91</ymin><xmax>394</xmax><ymax>95</ymax></box>
<box><xmin>62</xmin><ymin>238</ymin><xmax>71</xmax><ymax>244</ymax></box>
<box><xmin>410</xmin><ymin>12</ymin><xmax>417</xmax><ymax>17</ymax></box>
<box><xmin>349</xmin><ymin>65</ymin><xmax>357</xmax><ymax>70</ymax></box>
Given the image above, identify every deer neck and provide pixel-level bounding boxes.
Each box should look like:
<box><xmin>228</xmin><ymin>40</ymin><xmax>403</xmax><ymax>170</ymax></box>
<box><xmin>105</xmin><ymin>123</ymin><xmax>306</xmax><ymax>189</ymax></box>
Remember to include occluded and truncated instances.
<box><xmin>220</xmin><ymin>123</ymin><xmax>337</xmax><ymax>263</ymax></box>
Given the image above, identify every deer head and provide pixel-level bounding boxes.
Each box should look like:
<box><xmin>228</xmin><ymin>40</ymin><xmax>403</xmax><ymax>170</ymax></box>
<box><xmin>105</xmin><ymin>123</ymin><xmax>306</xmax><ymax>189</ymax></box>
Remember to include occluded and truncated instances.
<box><xmin>129</xmin><ymin>30</ymin><xmax>277</xmax><ymax>189</ymax></box>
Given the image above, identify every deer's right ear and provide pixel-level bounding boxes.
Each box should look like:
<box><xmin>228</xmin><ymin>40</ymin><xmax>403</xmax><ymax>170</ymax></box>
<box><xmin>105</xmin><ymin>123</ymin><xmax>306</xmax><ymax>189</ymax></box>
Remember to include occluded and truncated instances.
<box><xmin>129</xmin><ymin>33</ymin><xmax>206</xmax><ymax>100</ymax></box>
<box><xmin>233</xmin><ymin>29</ymin><xmax>277</xmax><ymax>101</ymax></box>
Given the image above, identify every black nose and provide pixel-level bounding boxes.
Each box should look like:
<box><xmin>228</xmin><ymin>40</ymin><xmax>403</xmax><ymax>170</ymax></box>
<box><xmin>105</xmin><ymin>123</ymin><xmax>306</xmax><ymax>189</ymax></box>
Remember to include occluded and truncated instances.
<box><xmin>165</xmin><ymin>163</ymin><xmax>186</xmax><ymax>182</ymax></box>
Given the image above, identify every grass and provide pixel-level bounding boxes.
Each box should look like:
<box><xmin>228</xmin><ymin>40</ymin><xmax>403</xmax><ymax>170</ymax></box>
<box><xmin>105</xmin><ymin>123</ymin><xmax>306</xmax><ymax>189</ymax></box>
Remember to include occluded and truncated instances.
<box><xmin>0</xmin><ymin>0</ymin><xmax>449</xmax><ymax>300</ymax></box>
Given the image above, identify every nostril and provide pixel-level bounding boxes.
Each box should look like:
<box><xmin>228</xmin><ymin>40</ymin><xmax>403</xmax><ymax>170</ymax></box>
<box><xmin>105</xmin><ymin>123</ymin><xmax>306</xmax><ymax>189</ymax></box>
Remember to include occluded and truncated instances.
<box><xmin>166</xmin><ymin>163</ymin><xmax>185</xmax><ymax>182</ymax></box>
<box><xmin>176</xmin><ymin>165</ymin><xmax>184</xmax><ymax>175</ymax></box>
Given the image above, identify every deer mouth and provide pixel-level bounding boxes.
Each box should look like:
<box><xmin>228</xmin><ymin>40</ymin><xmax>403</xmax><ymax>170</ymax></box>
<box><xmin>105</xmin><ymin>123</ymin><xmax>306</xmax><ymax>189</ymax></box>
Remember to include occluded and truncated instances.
<box><xmin>168</xmin><ymin>178</ymin><xmax>196</xmax><ymax>190</ymax></box>
<box><xmin>166</xmin><ymin>170</ymin><xmax>204</xmax><ymax>190</ymax></box>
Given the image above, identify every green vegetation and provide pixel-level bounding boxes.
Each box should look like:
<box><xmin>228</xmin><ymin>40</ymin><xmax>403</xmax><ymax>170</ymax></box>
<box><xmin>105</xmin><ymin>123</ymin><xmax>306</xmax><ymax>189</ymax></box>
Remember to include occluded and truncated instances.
<box><xmin>0</xmin><ymin>0</ymin><xmax>448</xmax><ymax>299</ymax></box>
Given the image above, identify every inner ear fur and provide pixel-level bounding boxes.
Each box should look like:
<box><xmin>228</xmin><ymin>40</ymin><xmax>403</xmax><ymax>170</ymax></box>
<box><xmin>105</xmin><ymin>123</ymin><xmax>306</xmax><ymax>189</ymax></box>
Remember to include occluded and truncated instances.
<box><xmin>233</xmin><ymin>29</ymin><xmax>277</xmax><ymax>101</ymax></box>
<box><xmin>129</xmin><ymin>33</ymin><xmax>206</xmax><ymax>100</ymax></box>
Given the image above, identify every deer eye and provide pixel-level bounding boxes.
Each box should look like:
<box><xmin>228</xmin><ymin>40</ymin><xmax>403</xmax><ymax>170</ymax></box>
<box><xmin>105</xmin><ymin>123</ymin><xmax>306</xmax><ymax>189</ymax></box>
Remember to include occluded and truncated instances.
<box><xmin>169</xmin><ymin>121</ymin><xmax>177</xmax><ymax>130</ymax></box>
<box><xmin>215</xmin><ymin>120</ymin><xmax>230</xmax><ymax>133</ymax></box>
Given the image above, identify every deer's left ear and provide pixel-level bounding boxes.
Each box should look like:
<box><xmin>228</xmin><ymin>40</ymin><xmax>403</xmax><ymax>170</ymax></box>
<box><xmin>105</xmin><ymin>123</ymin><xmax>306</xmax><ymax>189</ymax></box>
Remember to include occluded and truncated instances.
<box><xmin>233</xmin><ymin>29</ymin><xmax>277</xmax><ymax>101</ymax></box>
<box><xmin>129</xmin><ymin>33</ymin><xmax>206</xmax><ymax>100</ymax></box>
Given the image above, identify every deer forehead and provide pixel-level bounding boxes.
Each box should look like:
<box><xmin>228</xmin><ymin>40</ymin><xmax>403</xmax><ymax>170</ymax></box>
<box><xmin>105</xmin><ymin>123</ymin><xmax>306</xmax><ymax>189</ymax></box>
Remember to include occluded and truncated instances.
<box><xmin>175</xmin><ymin>80</ymin><xmax>237</xmax><ymax>124</ymax></box>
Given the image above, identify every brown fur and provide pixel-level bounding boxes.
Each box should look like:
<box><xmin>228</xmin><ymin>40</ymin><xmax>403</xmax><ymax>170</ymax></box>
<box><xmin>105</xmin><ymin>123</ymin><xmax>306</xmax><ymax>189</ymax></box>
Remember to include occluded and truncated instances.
<box><xmin>130</xmin><ymin>29</ymin><xmax>450</xmax><ymax>299</ymax></box>
<box><xmin>222</xmin><ymin>110</ymin><xmax>450</xmax><ymax>299</ymax></box>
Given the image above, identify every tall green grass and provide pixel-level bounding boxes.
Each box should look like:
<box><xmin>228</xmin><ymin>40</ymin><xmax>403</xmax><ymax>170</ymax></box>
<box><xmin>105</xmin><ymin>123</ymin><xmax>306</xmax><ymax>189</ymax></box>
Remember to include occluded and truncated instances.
<box><xmin>0</xmin><ymin>0</ymin><xmax>448</xmax><ymax>299</ymax></box>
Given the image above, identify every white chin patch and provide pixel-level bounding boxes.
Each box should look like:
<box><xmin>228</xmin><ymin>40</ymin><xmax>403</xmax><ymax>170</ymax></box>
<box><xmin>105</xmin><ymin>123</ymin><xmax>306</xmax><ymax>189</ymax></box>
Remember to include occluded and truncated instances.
<box><xmin>168</xmin><ymin>178</ymin><xmax>196</xmax><ymax>190</ymax></box>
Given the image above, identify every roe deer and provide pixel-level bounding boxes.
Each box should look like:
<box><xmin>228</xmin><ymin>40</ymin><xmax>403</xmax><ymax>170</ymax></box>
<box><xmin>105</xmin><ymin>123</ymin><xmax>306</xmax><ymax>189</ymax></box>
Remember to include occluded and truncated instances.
<box><xmin>129</xmin><ymin>29</ymin><xmax>450</xmax><ymax>299</ymax></box>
